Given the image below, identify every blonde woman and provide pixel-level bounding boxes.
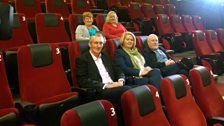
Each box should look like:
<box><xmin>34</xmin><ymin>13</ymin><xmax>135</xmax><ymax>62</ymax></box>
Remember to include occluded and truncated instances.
<box><xmin>114</xmin><ymin>32</ymin><xmax>163</xmax><ymax>90</ymax></box>
<box><xmin>102</xmin><ymin>11</ymin><xmax>127</xmax><ymax>39</ymax></box>
<box><xmin>75</xmin><ymin>12</ymin><xmax>99</xmax><ymax>41</ymax></box>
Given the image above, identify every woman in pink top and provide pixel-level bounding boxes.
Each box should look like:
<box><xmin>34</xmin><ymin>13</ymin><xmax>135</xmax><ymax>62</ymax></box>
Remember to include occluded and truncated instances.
<box><xmin>102</xmin><ymin>11</ymin><xmax>127</xmax><ymax>39</ymax></box>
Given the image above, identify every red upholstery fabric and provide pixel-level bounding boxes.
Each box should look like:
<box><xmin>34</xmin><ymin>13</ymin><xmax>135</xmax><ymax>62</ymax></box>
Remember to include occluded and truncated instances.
<box><xmin>189</xmin><ymin>66</ymin><xmax>224</xmax><ymax>117</ymax></box>
<box><xmin>216</xmin><ymin>28</ymin><xmax>224</xmax><ymax>48</ymax></box>
<box><xmin>68</xmin><ymin>14</ymin><xmax>83</xmax><ymax>41</ymax></box>
<box><xmin>0</xmin><ymin>53</ymin><xmax>14</xmax><ymax>109</ymax></box>
<box><xmin>153</xmin><ymin>4</ymin><xmax>165</xmax><ymax>14</ymax></box>
<box><xmin>35</xmin><ymin>13</ymin><xmax>71</xmax><ymax>44</ymax></box>
<box><xmin>61</xmin><ymin>100</ymin><xmax>118</xmax><ymax>126</ymax></box>
<box><xmin>105</xmin><ymin>38</ymin><xmax>120</xmax><ymax>60</ymax></box>
<box><xmin>192</xmin><ymin>30</ymin><xmax>214</xmax><ymax>56</ymax></box>
<box><xmin>170</xmin><ymin>15</ymin><xmax>186</xmax><ymax>33</ymax></box>
<box><xmin>68</xmin><ymin>42</ymin><xmax>81</xmax><ymax>87</ymax></box>
<box><xmin>164</xmin><ymin>4</ymin><xmax>176</xmax><ymax>16</ymax></box>
<box><xmin>160</xmin><ymin>74</ymin><xmax>207</xmax><ymax>126</ymax></box>
<box><xmin>182</xmin><ymin>15</ymin><xmax>196</xmax><ymax>33</ymax></box>
<box><xmin>0</xmin><ymin>108</ymin><xmax>18</xmax><ymax>117</ymax></box>
<box><xmin>156</xmin><ymin>14</ymin><xmax>174</xmax><ymax>35</ymax></box>
<box><xmin>192</xmin><ymin>15</ymin><xmax>206</xmax><ymax>30</ymax></box>
<box><xmin>15</xmin><ymin>0</ymin><xmax>42</xmax><ymax>21</ymax></box>
<box><xmin>17</xmin><ymin>43</ymin><xmax>76</xmax><ymax>104</ymax></box>
<box><xmin>142</xmin><ymin>0</ymin><xmax>153</xmax><ymax>4</ymax></box>
<box><xmin>141</xmin><ymin>3</ymin><xmax>156</xmax><ymax>19</ymax></box>
<box><xmin>71</xmin><ymin>0</ymin><xmax>90</xmax><ymax>14</ymax></box>
<box><xmin>121</xmin><ymin>85</ymin><xmax>170</xmax><ymax>126</ymax></box>
<box><xmin>0</xmin><ymin>13</ymin><xmax>33</xmax><ymax>51</ymax></box>
<box><xmin>95</xmin><ymin>14</ymin><xmax>106</xmax><ymax>31</ymax></box>
<box><xmin>136</xmin><ymin>36</ymin><xmax>148</xmax><ymax>50</ymax></box>
<box><xmin>205</xmin><ymin>30</ymin><xmax>224</xmax><ymax>52</ymax></box>
<box><xmin>45</xmin><ymin>0</ymin><xmax>70</xmax><ymax>20</ymax></box>
<box><xmin>128</xmin><ymin>2</ymin><xmax>145</xmax><ymax>20</ymax></box>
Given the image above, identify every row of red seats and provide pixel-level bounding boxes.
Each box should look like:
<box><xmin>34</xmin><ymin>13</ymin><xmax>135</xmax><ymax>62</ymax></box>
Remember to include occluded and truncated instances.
<box><xmin>0</xmin><ymin>0</ymin><xmax>91</xmax><ymax>20</ymax></box>
<box><xmin>61</xmin><ymin>66</ymin><xmax>224</xmax><ymax>126</ymax></box>
<box><xmin>106</xmin><ymin>0</ymin><xmax>172</xmax><ymax>8</ymax></box>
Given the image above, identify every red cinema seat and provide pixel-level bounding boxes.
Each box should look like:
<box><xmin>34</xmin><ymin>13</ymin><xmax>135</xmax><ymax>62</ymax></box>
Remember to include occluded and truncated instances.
<box><xmin>17</xmin><ymin>43</ymin><xmax>79</xmax><ymax>126</ymax></box>
<box><xmin>189</xmin><ymin>66</ymin><xmax>224</xmax><ymax>125</ymax></box>
<box><xmin>61</xmin><ymin>100</ymin><xmax>118</xmax><ymax>126</ymax></box>
<box><xmin>15</xmin><ymin>0</ymin><xmax>42</xmax><ymax>21</ymax></box>
<box><xmin>192</xmin><ymin>15</ymin><xmax>206</xmax><ymax>31</ymax></box>
<box><xmin>205</xmin><ymin>30</ymin><xmax>224</xmax><ymax>53</ymax></box>
<box><xmin>45</xmin><ymin>0</ymin><xmax>70</xmax><ymax>20</ymax></box>
<box><xmin>71</xmin><ymin>0</ymin><xmax>90</xmax><ymax>14</ymax></box>
<box><xmin>182</xmin><ymin>15</ymin><xmax>196</xmax><ymax>33</ymax></box>
<box><xmin>160</xmin><ymin>74</ymin><xmax>208</xmax><ymax>126</ymax></box>
<box><xmin>121</xmin><ymin>85</ymin><xmax>170</xmax><ymax>126</ymax></box>
<box><xmin>216</xmin><ymin>28</ymin><xmax>224</xmax><ymax>48</ymax></box>
<box><xmin>68</xmin><ymin>14</ymin><xmax>83</xmax><ymax>41</ymax></box>
<box><xmin>0</xmin><ymin>13</ymin><xmax>33</xmax><ymax>51</ymax></box>
<box><xmin>35</xmin><ymin>13</ymin><xmax>71</xmax><ymax>44</ymax></box>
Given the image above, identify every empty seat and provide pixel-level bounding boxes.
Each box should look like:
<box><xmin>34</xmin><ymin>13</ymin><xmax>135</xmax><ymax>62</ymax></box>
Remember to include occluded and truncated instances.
<box><xmin>216</xmin><ymin>28</ymin><xmax>224</xmax><ymax>48</ymax></box>
<box><xmin>192</xmin><ymin>15</ymin><xmax>206</xmax><ymax>30</ymax></box>
<box><xmin>121</xmin><ymin>85</ymin><xmax>170</xmax><ymax>126</ymax></box>
<box><xmin>71</xmin><ymin>0</ymin><xmax>90</xmax><ymax>14</ymax></box>
<box><xmin>45</xmin><ymin>0</ymin><xmax>70</xmax><ymax>20</ymax></box>
<box><xmin>205</xmin><ymin>30</ymin><xmax>224</xmax><ymax>53</ymax></box>
<box><xmin>141</xmin><ymin>3</ymin><xmax>156</xmax><ymax>19</ymax></box>
<box><xmin>160</xmin><ymin>74</ymin><xmax>208</xmax><ymax>126</ymax></box>
<box><xmin>0</xmin><ymin>51</ymin><xmax>35</xmax><ymax>126</ymax></box>
<box><xmin>170</xmin><ymin>15</ymin><xmax>186</xmax><ymax>33</ymax></box>
<box><xmin>15</xmin><ymin>0</ymin><xmax>42</xmax><ymax>21</ymax></box>
<box><xmin>192</xmin><ymin>30</ymin><xmax>224</xmax><ymax>75</ymax></box>
<box><xmin>153</xmin><ymin>4</ymin><xmax>165</xmax><ymax>14</ymax></box>
<box><xmin>61</xmin><ymin>100</ymin><xmax>118</xmax><ymax>126</ymax></box>
<box><xmin>192</xmin><ymin>30</ymin><xmax>214</xmax><ymax>56</ymax></box>
<box><xmin>182</xmin><ymin>15</ymin><xmax>196</xmax><ymax>33</ymax></box>
<box><xmin>35</xmin><ymin>13</ymin><xmax>71</xmax><ymax>44</ymax></box>
<box><xmin>17</xmin><ymin>43</ymin><xmax>79</xmax><ymax>126</ymax></box>
<box><xmin>0</xmin><ymin>13</ymin><xmax>33</xmax><ymax>51</ymax></box>
<box><xmin>189</xmin><ymin>66</ymin><xmax>224</xmax><ymax>125</ymax></box>
<box><xmin>164</xmin><ymin>4</ymin><xmax>176</xmax><ymax>16</ymax></box>
<box><xmin>95</xmin><ymin>13</ymin><xmax>106</xmax><ymax>31</ymax></box>
<box><xmin>68</xmin><ymin>14</ymin><xmax>83</xmax><ymax>41</ymax></box>
<box><xmin>128</xmin><ymin>2</ymin><xmax>145</xmax><ymax>20</ymax></box>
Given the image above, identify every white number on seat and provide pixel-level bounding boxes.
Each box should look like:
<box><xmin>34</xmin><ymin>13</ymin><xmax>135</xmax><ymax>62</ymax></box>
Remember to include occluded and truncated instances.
<box><xmin>110</xmin><ymin>107</ymin><xmax>115</xmax><ymax>117</ymax></box>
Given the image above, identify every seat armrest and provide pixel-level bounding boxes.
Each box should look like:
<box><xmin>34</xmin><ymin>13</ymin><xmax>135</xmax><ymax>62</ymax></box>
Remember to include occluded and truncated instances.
<box><xmin>207</xmin><ymin>116</ymin><xmax>224</xmax><ymax>125</ymax></box>
<box><xmin>166</xmin><ymin>49</ymin><xmax>174</xmax><ymax>54</ymax></box>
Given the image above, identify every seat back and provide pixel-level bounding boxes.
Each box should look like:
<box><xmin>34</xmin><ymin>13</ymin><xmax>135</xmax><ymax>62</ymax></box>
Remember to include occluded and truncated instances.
<box><xmin>17</xmin><ymin>43</ymin><xmax>71</xmax><ymax>103</ymax></box>
<box><xmin>95</xmin><ymin>14</ymin><xmax>106</xmax><ymax>31</ymax></box>
<box><xmin>141</xmin><ymin>3</ymin><xmax>156</xmax><ymax>19</ymax></box>
<box><xmin>0</xmin><ymin>3</ymin><xmax>13</xmax><ymax>40</ymax></box>
<box><xmin>181</xmin><ymin>15</ymin><xmax>196</xmax><ymax>32</ymax></box>
<box><xmin>128</xmin><ymin>2</ymin><xmax>145</xmax><ymax>20</ymax></box>
<box><xmin>164</xmin><ymin>4</ymin><xmax>176</xmax><ymax>16</ymax></box>
<box><xmin>68</xmin><ymin>14</ymin><xmax>83</xmax><ymax>41</ymax></box>
<box><xmin>68</xmin><ymin>42</ymin><xmax>81</xmax><ymax>87</ymax></box>
<box><xmin>35</xmin><ymin>13</ymin><xmax>70</xmax><ymax>43</ymax></box>
<box><xmin>192</xmin><ymin>30</ymin><xmax>214</xmax><ymax>56</ymax></box>
<box><xmin>0</xmin><ymin>13</ymin><xmax>33</xmax><ymax>50</ymax></box>
<box><xmin>105</xmin><ymin>38</ymin><xmax>121</xmax><ymax>60</ymax></box>
<box><xmin>189</xmin><ymin>66</ymin><xmax>224</xmax><ymax>117</ymax></box>
<box><xmin>216</xmin><ymin>28</ymin><xmax>224</xmax><ymax>48</ymax></box>
<box><xmin>160</xmin><ymin>74</ymin><xmax>207</xmax><ymax>126</ymax></box>
<box><xmin>192</xmin><ymin>15</ymin><xmax>206</xmax><ymax>30</ymax></box>
<box><xmin>136</xmin><ymin>36</ymin><xmax>148</xmax><ymax>50</ymax></box>
<box><xmin>205</xmin><ymin>30</ymin><xmax>223</xmax><ymax>52</ymax></box>
<box><xmin>61</xmin><ymin>100</ymin><xmax>118</xmax><ymax>126</ymax></box>
<box><xmin>0</xmin><ymin>51</ymin><xmax>14</xmax><ymax>109</ymax></box>
<box><xmin>15</xmin><ymin>0</ymin><xmax>42</xmax><ymax>20</ymax></box>
<box><xmin>121</xmin><ymin>85</ymin><xmax>170</xmax><ymax>126</ymax></box>
<box><xmin>142</xmin><ymin>0</ymin><xmax>153</xmax><ymax>4</ymax></box>
<box><xmin>170</xmin><ymin>15</ymin><xmax>186</xmax><ymax>33</ymax></box>
<box><xmin>71</xmin><ymin>0</ymin><xmax>90</xmax><ymax>14</ymax></box>
<box><xmin>45</xmin><ymin>0</ymin><xmax>70</xmax><ymax>19</ymax></box>
<box><xmin>156</xmin><ymin>14</ymin><xmax>174</xmax><ymax>35</ymax></box>
<box><xmin>153</xmin><ymin>4</ymin><xmax>165</xmax><ymax>14</ymax></box>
